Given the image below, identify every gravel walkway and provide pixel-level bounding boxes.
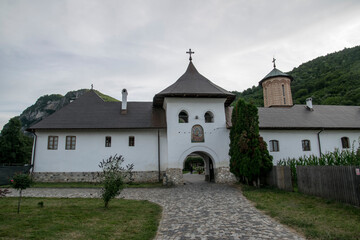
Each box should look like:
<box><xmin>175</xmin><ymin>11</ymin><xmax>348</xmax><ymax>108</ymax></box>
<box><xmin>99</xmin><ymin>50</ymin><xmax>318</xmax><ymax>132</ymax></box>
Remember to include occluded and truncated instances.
<box><xmin>5</xmin><ymin>174</ymin><xmax>304</xmax><ymax>240</ymax></box>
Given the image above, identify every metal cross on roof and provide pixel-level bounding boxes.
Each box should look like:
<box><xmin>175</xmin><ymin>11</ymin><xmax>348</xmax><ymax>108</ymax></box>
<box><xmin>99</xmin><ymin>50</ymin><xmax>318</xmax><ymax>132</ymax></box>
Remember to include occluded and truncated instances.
<box><xmin>272</xmin><ymin>57</ymin><xmax>276</xmax><ymax>68</ymax></box>
<box><xmin>186</xmin><ymin>48</ymin><xmax>194</xmax><ymax>61</ymax></box>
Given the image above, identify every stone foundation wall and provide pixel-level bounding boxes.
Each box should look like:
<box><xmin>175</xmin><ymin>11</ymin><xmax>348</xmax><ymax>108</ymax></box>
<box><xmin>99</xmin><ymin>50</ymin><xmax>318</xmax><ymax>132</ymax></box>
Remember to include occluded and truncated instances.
<box><xmin>161</xmin><ymin>167</ymin><xmax>236</xmax><ymax>185</ymax></box>
<box><xmin>163</xmin><ymin>168</ymin><xmax>183</xmax><ymax>185</ymax></box>
<box><xmin>215</xmin><ymin>167</ymin><xmax>237</xmax><ymax>183</ymax></box>
<box><xmin>32</xmin><ymin>171</ymin><xmax>164</xmax><ymax>183</ymax></box>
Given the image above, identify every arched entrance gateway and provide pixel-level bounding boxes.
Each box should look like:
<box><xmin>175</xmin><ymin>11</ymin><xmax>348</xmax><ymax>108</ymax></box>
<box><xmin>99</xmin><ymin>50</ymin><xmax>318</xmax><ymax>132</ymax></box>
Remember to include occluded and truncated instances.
<box><xmin>162</xmin><ymin>146</ymin><xmax>234</xmax><ymax>185</ymax></box>
<box><xmin>183</xmin><ymin>151</ymin><xmax>215</xmax><ymax>183</ymax></box>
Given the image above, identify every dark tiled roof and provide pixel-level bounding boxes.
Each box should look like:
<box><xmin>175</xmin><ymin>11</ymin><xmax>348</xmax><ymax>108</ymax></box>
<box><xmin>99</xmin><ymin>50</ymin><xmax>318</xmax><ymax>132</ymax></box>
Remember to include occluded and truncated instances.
<box><xmin>153</xmin><ymin>61</ymin><xmax>235</xmax><ymax>107</ymax></box>
<box><xmin>28</xmin><ymin>90</ymin><xmax>166</xmax><ymax>130</ymax></box>
<box><xmin>226</xmin><ymin>105</ymin><xmax>360</xmax><ymax>129</ymax></box>
<box><xmin>259</xmin><ymin>68</ymin><xmax>293</xmax><ymax>86</ymax></box>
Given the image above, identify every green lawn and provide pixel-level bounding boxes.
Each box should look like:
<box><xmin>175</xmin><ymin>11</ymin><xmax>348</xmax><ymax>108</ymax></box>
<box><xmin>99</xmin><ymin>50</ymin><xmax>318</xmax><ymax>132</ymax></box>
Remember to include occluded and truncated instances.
<box><xmin>0</xmin><ymin>197</ymin><xmax>161</xmax><ymax>240</ymax></box>
<box><xmin>241</xmin><ymin>185</ymin><xmax>360</xmax><ymax>240</ymax></box>
<box><xmin>0</xmin><ymin>181</ymin><xmax>163</xmax><ymax>189</ymax></box>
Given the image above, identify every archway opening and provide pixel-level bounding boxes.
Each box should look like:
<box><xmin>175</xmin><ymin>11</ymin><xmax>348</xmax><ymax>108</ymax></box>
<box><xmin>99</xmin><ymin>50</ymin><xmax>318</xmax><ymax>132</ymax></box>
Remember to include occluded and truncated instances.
<box><xmin>182</xmin><ymin>151</ymin><xmax>215</xmax><ymax>183</ymax></box>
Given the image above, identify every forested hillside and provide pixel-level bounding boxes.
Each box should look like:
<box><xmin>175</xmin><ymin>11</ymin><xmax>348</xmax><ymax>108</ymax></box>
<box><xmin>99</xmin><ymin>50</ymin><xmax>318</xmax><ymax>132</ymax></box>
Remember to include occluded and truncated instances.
<box><xmin>233</xmin><ymin>45</ymin><xmax>360</xmax><ymax>106</ymax></box>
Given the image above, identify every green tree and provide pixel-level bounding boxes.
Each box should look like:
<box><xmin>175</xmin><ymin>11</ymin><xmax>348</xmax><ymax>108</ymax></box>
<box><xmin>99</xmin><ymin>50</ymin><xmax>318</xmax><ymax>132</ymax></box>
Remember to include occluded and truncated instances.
<box><xmin>0</xmin><ymin>117</ymin><xmax>33</xmax><ymax>165</ymax></box>
<box><xmin>98</xmin><ymin>154</ymin><xmax>134</xmax><ymax>208</ymax></box>
<box><xmin>11</xmin><ymin>173</ymin><xmax>32</xmax><ymax>213</ymax></box>
<box><xmin>229</xmin><ymin>99</ymin><xmax>273</xmax><ymax>186</ymax></box>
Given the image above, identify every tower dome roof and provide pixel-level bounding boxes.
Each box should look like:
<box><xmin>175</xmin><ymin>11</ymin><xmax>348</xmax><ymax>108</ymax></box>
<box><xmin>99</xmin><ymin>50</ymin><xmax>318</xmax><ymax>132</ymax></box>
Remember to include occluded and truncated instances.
<box><xmin>259</xmin><ymin>68</ymin><xmax>293</xmax><ymax>86</ymax></box>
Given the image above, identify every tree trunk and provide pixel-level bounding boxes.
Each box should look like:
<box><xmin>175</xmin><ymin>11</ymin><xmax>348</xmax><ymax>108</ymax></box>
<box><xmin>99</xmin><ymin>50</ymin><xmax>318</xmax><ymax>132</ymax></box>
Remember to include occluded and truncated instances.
<box><xmin>17</xmin><ymin>189</ymin><xmax>22</xmax><ymax>214</ymax></box>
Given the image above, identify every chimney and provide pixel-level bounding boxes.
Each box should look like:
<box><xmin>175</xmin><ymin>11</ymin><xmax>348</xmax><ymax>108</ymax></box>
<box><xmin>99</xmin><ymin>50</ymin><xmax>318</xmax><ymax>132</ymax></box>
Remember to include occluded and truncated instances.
<box><xmin>121</xmin><ymin>89</ymin><xmax>128</xmax><ymax>114</ymax></box>
<box><xmin>306</xmin><ymin>97</ymin><xmax>313</xmax><ymax>111</ymax></box>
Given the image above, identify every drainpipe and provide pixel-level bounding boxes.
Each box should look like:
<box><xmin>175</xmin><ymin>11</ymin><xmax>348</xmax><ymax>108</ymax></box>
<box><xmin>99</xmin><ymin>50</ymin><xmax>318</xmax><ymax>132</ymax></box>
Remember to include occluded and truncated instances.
<box><xmin>30</xmin><ymin>131</ymin><xmax>37</xmax><ymax>174</ymax></box>
<box><xmin>158</xmin><ymin>129</ymin><xmax>161</xmax><ymax>182</ymax></box>
<box><xmin>317</xmin><ymin>128</ymin><xmax>324</xmax><ymax>157</ymax></box>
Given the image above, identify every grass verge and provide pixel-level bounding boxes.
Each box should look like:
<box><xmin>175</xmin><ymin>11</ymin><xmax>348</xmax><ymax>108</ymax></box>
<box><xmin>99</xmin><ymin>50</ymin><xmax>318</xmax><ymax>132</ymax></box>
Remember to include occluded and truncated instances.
<box><xmin>0</xmin><ymin>182</ymin><xmax>164</xmax><ymax>189</ymax></box>
<box><xmin>0</xmin><ymin>197</ymin><xmax>161</xmax><ymax>240</ymax></box>
<box><xmin>241</xmin><ymin>185</ymin><xmax>360</xmax><ymax>240</ymax></box>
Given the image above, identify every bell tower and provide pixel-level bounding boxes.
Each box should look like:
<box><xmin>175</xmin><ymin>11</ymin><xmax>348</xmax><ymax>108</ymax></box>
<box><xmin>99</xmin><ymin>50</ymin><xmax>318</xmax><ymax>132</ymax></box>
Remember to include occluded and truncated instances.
<box><xmin>259</xmin><ymin>59</ymin><xmax>293</xmax><ymax>107</ymax></box>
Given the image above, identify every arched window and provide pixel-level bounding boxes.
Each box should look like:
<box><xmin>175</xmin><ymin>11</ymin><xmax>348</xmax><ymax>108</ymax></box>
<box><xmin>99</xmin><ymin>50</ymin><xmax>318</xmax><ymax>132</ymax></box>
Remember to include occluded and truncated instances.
<box><xmin>341</xmin><ymin>137</ymin><xmax>350</xmax><ymax>149</ymax></box>
<box><xmin>204</xmin><ymin>111</ymin><xmax>214</xmax><ymax>123</ymax></box>
<box><xmin>269</xmin><ymin>140</ymin><xmax>279</xmax><ymax>152</ymax></box>
<box><xmin>178</xmin><ymin>110</ymin><xmax>188</xmax><ymax>123</ymax></box>
<box><xmin>302</xmin><ymin>140</ymin><xmax>311</xmax><ymax>151</ymax></box>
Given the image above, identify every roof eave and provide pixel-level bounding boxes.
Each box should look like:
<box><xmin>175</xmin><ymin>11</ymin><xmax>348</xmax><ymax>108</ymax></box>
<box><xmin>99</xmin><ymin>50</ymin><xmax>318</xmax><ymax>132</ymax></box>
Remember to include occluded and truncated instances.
<box><xmin>259</xmin><ymin>127</ymin><xmax>360</xmax><ymax>130</ymax></box>
<box><xmin>28</xmin><ymin>126</ymin><xmax>168</xmax><ymax>131</ymax></box>
<box><xmin>259</xmin><ymin>75</ymin><xmax>294</xmax><ymax>87</ymax></box>
<box><xmin>153</xmin><ymin>93</ymin><xmax>235</xmax><ymax>107</ymax></box>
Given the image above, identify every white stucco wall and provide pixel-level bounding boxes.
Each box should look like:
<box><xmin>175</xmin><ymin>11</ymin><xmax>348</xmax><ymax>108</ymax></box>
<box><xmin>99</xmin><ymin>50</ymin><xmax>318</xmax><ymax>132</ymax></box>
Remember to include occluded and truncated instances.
<box><xmin>33</xmin><ymin>129</ymin><xmax>168</xmax><ymax>172</ymax></box>
<box><xmin>260</xmin><ymin>129</ymin><xmax>360</xmax><ymax>164</ymax></box>
<box><xmin>163</xmin><ymin>97</ymin><xmax>230</xmax><ymax>169</ymax></box>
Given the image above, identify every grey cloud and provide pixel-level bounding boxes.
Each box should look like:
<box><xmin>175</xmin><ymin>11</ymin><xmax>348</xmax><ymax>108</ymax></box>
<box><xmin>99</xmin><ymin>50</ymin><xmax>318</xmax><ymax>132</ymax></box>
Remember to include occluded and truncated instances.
<box><xmin>1</xmin><ymin>0</ymin><xmax>360</xmax><ymax>130</ymax></box>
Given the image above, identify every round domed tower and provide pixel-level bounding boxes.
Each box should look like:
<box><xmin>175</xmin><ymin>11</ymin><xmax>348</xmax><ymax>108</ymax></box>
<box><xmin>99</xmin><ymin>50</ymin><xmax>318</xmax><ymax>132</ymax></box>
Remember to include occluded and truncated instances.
<box><xmin>259</xmin><ymin>60</ymin><xmax>293</xmax><ymax>108</ymax></box>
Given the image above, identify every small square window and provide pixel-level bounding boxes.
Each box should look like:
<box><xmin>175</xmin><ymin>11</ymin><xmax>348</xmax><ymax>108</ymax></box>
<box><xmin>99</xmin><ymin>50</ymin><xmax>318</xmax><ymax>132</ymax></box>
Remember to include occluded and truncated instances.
<box><xmin>65</xmin><ymin>136</ymin><xmax>76</xmax><ymax>150</ymax></box>
<box><xmin>105</xmin><ymin>136</ymin><xmax>111</xmax><ymax>147</ymax></box>
<box><xmin>302</xmin><ymin>140</ymin><xmax>311</xmax><ymax>151</ymax></box>
<box><xmin>129</xmin><ymin>136</ymin><xmax>135</xmax><ymax>147</ymax></box>
<box><xmin>48</xmin><ymin>136</ymin><xmax>58</xmax><ymax>150</ymax></box>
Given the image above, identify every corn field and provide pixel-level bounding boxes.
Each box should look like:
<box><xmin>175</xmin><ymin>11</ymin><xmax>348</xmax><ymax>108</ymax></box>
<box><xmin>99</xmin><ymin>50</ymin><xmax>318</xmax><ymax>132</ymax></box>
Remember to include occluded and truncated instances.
<box><xmin>277</xmin><ymin>145</ymin><xmax>360</xmax><ymax>186</ymax></box>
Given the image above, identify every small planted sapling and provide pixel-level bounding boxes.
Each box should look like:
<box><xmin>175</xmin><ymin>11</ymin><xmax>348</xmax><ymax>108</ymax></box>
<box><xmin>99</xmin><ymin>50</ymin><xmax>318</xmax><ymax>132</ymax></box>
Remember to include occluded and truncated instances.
<box><xmin>98</xmin><ymin>154</ymin><xmax>134</xmax><ymax>208</ymax></box>
<box><xmin>11</xmin><ymin>173</ymin><xmax>32</xmax><ymax>213</ymax></box>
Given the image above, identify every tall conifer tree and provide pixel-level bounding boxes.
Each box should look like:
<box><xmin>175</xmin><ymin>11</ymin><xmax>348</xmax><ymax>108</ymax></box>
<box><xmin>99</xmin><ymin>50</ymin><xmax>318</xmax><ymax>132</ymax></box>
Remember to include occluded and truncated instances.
<box><xmin>229</xmin><ymin>99</ymin><xmax>273</xmax><ymax>186</ymax></box>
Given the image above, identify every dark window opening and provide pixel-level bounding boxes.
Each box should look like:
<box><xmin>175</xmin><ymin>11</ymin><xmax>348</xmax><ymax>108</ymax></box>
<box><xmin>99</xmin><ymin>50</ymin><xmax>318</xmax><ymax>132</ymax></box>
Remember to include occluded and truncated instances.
<box><xmin>204</xmin><ymin>111</ymin><xmax>214</xmax><ymax>123</ymax></box>
<box><xmin>105</xmin><ymin>136</ymin><xmax>111</xmax><ymax>147</ymax></box>
<box><xmin>282</xmin><ymin>84</ymin><xmax>285</xmax><ymax>96</ymax></box>
<box><xmin>179</xmin><ymin>110</ymin><xmax>188</xmax><ymax>123</ymax></box>
<box><xmin>341</xmin><ymin>137</ymin><xmax>350</xmax><ymax>148</ymax></box>
<box><xmin>129</xmin><ymin>136</ymin><xmax>135</xmax><ymax>146</ymax></box>
<box><xmin>302</xmin><ymin>140</ymin><xmax>311</xmax><ymax>151</ymax></box>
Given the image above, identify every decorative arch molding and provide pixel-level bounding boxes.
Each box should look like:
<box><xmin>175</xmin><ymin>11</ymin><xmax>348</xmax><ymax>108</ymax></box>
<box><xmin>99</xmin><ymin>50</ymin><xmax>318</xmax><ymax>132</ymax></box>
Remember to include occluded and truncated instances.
<box><xmin>177</xmin><ymin>146</ymin><xmax>219</xmax><ymax>168</ymax></box>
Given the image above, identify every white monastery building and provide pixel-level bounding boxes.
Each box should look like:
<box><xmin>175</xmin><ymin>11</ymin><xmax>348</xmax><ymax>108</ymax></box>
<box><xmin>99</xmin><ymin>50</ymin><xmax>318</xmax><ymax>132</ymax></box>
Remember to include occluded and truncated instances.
<box><xmin>28</xmin><ymin>53</ymin><xmax>360</xmax><ymax>184</ymax></box>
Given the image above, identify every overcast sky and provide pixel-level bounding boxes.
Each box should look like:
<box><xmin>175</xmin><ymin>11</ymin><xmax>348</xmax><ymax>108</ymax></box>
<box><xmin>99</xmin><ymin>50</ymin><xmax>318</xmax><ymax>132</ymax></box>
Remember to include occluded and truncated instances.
<box><xmin>1</xmin><ymin>0</ymin><xmax>360</xmax><ymax>130</ymax></box>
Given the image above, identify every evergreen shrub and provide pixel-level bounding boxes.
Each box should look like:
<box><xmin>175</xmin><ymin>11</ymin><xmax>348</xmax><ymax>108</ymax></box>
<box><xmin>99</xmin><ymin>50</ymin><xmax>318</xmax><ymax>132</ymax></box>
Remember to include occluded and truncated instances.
<box><xmin>229</xmin><ymin>99</ymin><xmax>273</xmax><ymax>186</ymax></box>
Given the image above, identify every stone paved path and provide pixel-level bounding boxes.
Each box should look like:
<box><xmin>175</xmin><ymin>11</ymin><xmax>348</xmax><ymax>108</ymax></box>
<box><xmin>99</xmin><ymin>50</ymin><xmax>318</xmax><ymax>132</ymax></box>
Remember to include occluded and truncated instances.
<box><xmin>6</xmin><ymin>175</ymin><xmax>304</xmax><ymax>239</ymax></box>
